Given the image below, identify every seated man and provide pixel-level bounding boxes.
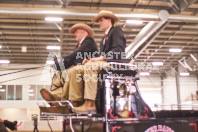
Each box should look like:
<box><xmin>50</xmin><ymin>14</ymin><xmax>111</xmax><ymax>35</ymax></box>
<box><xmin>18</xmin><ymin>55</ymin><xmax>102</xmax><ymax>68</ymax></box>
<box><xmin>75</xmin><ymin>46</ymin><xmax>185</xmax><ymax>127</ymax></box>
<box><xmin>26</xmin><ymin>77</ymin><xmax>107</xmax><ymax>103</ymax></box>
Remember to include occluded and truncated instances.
<box><xmin>64</xmin><ymin>10</ymin><xmax>126</xmax><ymax>112</ymax></box>
<box><xmin>40</xmin><ymin>23</ymin><xmax>98</xmax><ymax>104</ymax></box>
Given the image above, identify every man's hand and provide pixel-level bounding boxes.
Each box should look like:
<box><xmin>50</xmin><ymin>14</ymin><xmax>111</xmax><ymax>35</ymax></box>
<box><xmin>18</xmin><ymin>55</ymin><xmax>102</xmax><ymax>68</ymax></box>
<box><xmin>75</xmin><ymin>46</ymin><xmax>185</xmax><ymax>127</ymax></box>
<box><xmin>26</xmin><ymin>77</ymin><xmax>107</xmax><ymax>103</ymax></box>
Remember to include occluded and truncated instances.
<box><xmin>82</xmin><ymin>58</ymin><xmax>89</xmax><ymax>65</ymax></box>
<box><xmin>88</xmin><ymin>56</ymin><xmax>105</xmax><ymax>62</ymax></box>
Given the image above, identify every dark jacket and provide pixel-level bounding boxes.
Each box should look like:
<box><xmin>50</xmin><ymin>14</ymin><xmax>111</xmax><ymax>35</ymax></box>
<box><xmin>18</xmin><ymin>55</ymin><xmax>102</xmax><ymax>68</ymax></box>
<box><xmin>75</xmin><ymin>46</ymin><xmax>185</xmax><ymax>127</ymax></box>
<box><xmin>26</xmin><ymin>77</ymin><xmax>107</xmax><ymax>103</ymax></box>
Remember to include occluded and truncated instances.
<box><xmin>0</xmin><ymin>122</ymin><xmax>8</xmax><ymax>132</ymax></box>
<box><xmin>100</xmin><ymin>27</ymin><xmax>126</xmax><ymax>62</ymax></box>
<box><xmin>33</xmin><ymin>117</ymin><xmax>38</xmax><ymax>126</ymax></box>
<box><xmin>63</xmin><ymin>36</ymin><xmax>98</xmax><ymax>68</ymax></box>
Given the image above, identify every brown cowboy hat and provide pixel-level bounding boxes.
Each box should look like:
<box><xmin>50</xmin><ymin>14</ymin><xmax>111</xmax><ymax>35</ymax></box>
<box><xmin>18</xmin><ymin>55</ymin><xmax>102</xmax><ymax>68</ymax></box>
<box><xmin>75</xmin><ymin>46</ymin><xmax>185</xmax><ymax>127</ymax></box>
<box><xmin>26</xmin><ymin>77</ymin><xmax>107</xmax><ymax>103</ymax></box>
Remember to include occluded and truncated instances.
<box><xmin>69</xmin><ymin>23</ymin><xmax>94</xmax><ymax>37</ymax></box>
<box><xmin>92</xmin><ymin>10</ymin><xmax>120</xmax><ymax>23</ymax></box>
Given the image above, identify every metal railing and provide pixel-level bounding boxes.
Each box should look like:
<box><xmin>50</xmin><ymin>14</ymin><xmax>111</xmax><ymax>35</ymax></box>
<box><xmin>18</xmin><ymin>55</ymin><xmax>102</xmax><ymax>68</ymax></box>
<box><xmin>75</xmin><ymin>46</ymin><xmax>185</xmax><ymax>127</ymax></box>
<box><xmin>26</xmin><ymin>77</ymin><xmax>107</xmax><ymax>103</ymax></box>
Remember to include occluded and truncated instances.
<box><xmin>154</xmin><ymin>103</ymin><xmax>198</xmax><ymax>111</ymax></box>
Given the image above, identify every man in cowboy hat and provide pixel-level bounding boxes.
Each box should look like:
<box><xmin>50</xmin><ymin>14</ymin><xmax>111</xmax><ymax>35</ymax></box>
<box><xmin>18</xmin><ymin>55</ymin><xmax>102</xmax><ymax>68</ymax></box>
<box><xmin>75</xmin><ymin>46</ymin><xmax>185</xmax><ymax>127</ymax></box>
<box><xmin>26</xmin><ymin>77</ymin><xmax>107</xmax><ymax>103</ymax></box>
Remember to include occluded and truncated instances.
<box><xmin>67</xmin><ymin>10</ymin><xmax>126</xmax><ymax>112</ymax></box>
<box><xmin>40</xmin><ymin>23</ymin><xmax>98</xmax><ymax>105</ymax></box>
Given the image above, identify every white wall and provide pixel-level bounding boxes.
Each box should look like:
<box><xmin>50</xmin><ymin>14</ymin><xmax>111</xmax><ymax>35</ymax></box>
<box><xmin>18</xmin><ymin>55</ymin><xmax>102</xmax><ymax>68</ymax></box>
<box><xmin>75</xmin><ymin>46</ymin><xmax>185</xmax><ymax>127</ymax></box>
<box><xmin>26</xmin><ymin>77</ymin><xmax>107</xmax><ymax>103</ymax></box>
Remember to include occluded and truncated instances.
<box><xmin>0</xmin><ymin>65</ymin><xmax>52</xmax><ymax>85</ymax></box>
<box><xmin>163</xmin><ymin>76</ymin><xmax>198</xmax><ymax>104</ymax></box>
<box><xmin>0</xmin><ymin>65</ymin><xmax>64</xmax><ymax>131</ymax></box>
<box><xmin>137</xmin><ymin>76</ymin><xmax>162</xmax><ymax>109</ymax></box>
<box><xmin>0</xmin><ymin>108</ymin><xmax>27</xmax><ymax>121</ymax></box>
<box><xmin>0</xmin><ymin>65</ymin><xmax>52</xmax><ymax>108</ymax></box>
<box><xmin>137</xmin><ymin>76</ymin><xmax>162</xmax><ymax>88</ymax></box>
<box><xmin>163</xmin><ymin>77</ymin><xmax>177</xmax><ymax>104</ymax></box>
<box><xmin>137</xmin><ymin>75</ymin><xmax>198</xmax><ymax>110</ymax></box>
<box><xmin>179</xmin><ymin>76</ymin><xmax>197</xmax><ymax>102</ymax></box>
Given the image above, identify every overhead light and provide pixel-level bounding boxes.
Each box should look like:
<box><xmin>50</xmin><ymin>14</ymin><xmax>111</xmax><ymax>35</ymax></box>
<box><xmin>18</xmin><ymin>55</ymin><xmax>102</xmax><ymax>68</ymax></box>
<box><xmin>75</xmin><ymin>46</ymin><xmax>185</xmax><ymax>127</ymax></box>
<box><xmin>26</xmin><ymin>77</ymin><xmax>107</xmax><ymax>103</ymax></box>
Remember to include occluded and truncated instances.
<box><xmin>169</xmin><ymin>48</ymin><xmax>182</xmax><ymax>52</ymax></box>
<box><xmin>152</xmin><ymin>62</ymin><xmax>163</xmax><ymax>66</ymax></box>
<box><xmin>126</xmin><ymin>20</ymin><xmax>143</xmax><ymax>24</ymax></box>
<box><xmin>0</xmin><ymin>45</ymin><xmax>2</xmax><ymax>49</ymax></box>
<box><xmin>0</xmin><ymin>86</ymin><xmax>2</xmax><ymax>88</ymax></box>
<box><xmin>0</xmin><ymin>60</ymin><xmax>10</xmax><ymax>64</ymax></box>
<box><xmin>0</xmin><ymin>89</ymin><xmax>5</xmax><ymax>92</ymax></box>
<box><xmin>139</xmin><ymin>72</ymin><xmax>150</xmax><ymax>76</ymax></box>
<box><xmin>22</xmin><ymin>46</ymin><xmax>27</xmax><ymax>52</ymax></box>
<box><xmin>28</xmin><ymin>89</ymin><xmax>33</xmax><ymax>92</ymax></box>
<box><xmin>46</xmin><ymin>60</ymin><xmax>55</xmax><ymax>64</ymax></box>
<box><xmin>29</xmin><ymin>94</ymin><xmax>34</xmax><ymax>96</ymax></box>
<box><xmin>190</xmin><ymin>54</ymin><xmax>197</xmax><ymax>62</ymax></box>
<box><xmin>47</xmin><ymin>46</ymin><xmax>60</xmax><ymax>50</ymax></box>
<box><xmin>180</xmin><ymin>72</ymin><xmax>189</xmax><ymax>76</ymax></box>
<box><xmin>45</xmin><ymin>17</ymin><xmax>63</xmax><ymax>22</ymax></box>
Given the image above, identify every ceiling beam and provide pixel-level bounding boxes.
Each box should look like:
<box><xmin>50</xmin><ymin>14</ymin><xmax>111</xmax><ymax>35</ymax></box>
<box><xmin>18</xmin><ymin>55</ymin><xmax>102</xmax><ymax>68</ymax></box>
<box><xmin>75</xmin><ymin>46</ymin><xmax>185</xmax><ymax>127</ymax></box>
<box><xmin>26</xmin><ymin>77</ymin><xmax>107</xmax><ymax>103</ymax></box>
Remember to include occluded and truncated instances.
<box><xmin>134</xmin><ymin>22</ymin><xmax>169</xmax><ymax>60</ymax></box>
<box><xmin>0</xmin><ymin>32</ymin><xmax>15</xmax><ymax>63</ymax></box>
<box><xmin>126</xmin><ymin>10</ymin><xmax>169</xmax><ymax>59</ymax></box>
<box><xmin>179</xmin><ymin>0</ymin><xmax>197</xmax><ymax>11</ymax></box>
<box><xmin>1</xmin><ymin>8</ymin><xmax>198</xmax><ymax>22</ymax></box>
<box><xmin>169</xmin><ymin>0</ymin><xmax>198</xmax><ymax>13</ymax></box>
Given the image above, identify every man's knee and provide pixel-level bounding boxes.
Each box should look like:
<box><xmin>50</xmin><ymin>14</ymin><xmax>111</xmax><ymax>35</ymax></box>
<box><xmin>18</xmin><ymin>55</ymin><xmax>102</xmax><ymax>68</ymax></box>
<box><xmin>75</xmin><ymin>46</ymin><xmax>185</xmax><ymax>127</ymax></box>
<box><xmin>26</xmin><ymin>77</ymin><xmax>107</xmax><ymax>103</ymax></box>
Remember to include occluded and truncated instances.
<box><xmin>84</xmin><ymin>61</ymin><xmax>101</xmax><ymax>71</ymax></box>
<box><xmin>68</xmin><ymin>65</ymin><xmax>84</xmax><ymax>74</ymax></box>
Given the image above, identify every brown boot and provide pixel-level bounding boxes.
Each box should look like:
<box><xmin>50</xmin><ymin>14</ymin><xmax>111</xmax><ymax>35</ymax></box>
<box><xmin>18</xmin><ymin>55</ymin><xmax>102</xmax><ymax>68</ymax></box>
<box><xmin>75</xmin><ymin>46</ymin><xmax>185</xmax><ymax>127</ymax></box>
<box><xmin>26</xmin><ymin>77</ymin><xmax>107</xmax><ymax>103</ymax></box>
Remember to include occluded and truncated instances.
<box><xmin>71</xmin><ymin>101</ymin><xmax>84</xmax><ymax>107</ymax></box>
<box><xmin>40</xmin><ymin>88</ymin><xmax>60</xmax><ymax>106</ymax></box>
<box><xmin>73</xmin><ymin>99</ymin><xmax>96</xmax><ymax>113</ymax></box>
